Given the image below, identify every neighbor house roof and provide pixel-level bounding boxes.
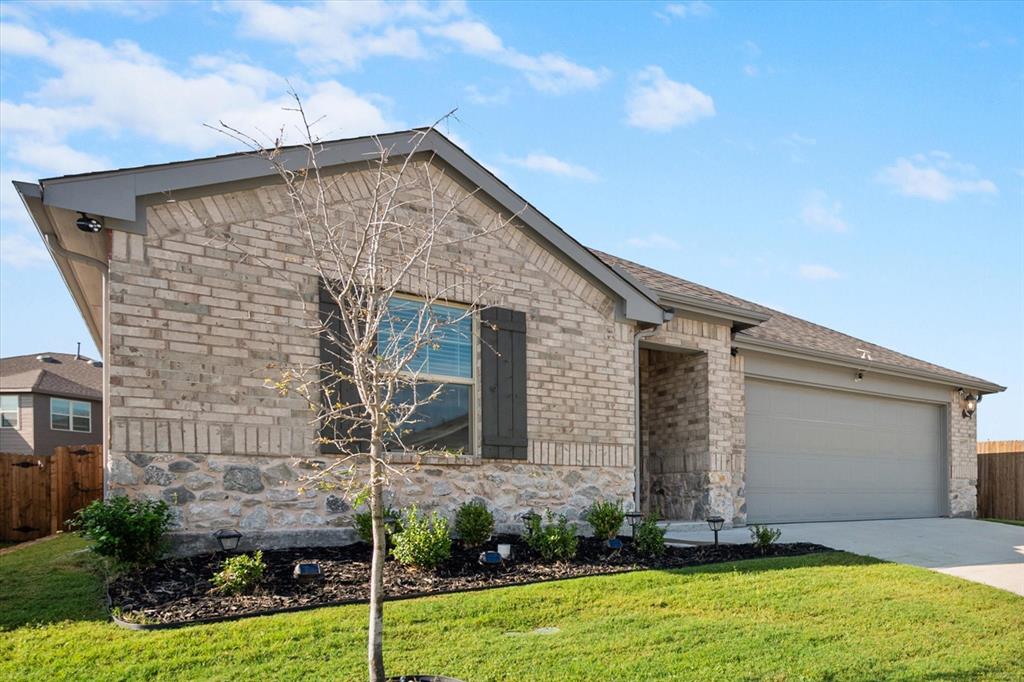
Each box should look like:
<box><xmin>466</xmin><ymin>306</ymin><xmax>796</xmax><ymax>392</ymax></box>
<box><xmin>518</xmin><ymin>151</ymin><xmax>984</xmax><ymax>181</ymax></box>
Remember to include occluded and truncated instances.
<box><xmin>0</xmin><ymin>353</ymin><xmax>102</xmax><ymax>401</ymax></box>
<box><xmin>593</xmin><ymin>250</ymin><xmax>1004</xmax><ymax>394</ymax></box>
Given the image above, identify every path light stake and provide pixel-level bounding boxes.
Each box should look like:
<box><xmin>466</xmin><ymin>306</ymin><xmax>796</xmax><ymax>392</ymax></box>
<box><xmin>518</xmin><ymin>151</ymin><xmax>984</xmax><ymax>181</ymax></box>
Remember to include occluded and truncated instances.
<box><xmin>625</xmin><ymin>511</ymin><xmax>643</xmax><ymax>535</ymax></box>
<box><xmin>706</xmin><ymin>516</ymin><xmax>725</xmax><ymax>547</ymax></box>
<box><xmin>213</xmin><ymin>528</ymin><xmax>242</xmax><ymax>552</ymax></box>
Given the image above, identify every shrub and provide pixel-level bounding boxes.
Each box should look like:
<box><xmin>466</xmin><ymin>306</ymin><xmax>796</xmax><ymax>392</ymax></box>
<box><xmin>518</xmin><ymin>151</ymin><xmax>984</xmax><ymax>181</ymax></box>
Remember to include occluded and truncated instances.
<box><xmin>390</xmin><ymin>506</ymin><xmax>452</xmax><ymax>569</ymax></box>
<box><xmin>353</xmin><ymin>506</ymin><xmax>401</xmax><ymax>544</ymax></box>
<box><xmin>212</xmin><ymin>551</ymin><xmax>265</xmax><ymax>595</ymax></box>
<box><xmin>524</xmin><ymin>511</ymin><xmax>579</xmax><ymax>562</ymax></box>
<box><xmin>68</xmin><ymin>496</ymin><xmax>173</xmax><ymax>568</ymax></box>
<box><xmin>749</xmin><ymin>524</ymin><xmax>782</xmax><ymax>552</ymax></box>
<box><xmin>584</xmin><ymin>500</ymin><xmax>625</xmax><ymax>540</ymax></box>
<box><xmin>633</xmin><ymin>514</ymin><xmax>667</xmax><ymax>557</ymax></box>
<box><xmin>454</xmin><ymin>500</ymin><xmax>494</xmax><ymax>547</ymax></box>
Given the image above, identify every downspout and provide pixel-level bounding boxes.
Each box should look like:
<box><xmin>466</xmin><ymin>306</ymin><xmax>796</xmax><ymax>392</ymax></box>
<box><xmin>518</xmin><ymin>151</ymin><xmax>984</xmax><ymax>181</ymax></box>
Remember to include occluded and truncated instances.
<box><xmin>43</xmin><ymin>234</ymin><xmax>109</xmax><ymax>274</ymax></box>
<box><xmin>633</xmin><ymin>311</ymin><xmax>671</xmax><ymax>511</ymax></box>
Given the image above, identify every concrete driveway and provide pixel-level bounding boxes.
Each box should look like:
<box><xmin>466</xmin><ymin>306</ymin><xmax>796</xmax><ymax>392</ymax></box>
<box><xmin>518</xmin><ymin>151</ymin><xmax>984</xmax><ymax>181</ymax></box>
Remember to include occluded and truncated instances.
<box><xmin>666</xmin><ymin>518</ymin><xmax>1024</xmax><ymax>596</ymax></box>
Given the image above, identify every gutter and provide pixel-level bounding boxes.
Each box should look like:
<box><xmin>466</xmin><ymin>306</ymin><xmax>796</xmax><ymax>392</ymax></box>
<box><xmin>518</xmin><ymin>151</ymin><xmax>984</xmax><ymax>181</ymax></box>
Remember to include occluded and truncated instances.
<box><xmin>735</xmin><ymin>335</ymin><xmax>1006</xmax><ymax>395</ymax></box>
<box><xmin>633</xmin><ymin>311</ymin><xmax>671</xmax><ymax>510</ymax></box>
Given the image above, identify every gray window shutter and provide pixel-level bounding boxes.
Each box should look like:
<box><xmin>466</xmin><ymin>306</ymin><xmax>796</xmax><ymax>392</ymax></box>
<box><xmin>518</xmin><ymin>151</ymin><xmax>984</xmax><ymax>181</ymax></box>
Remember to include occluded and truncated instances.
<box><xmin>318</xmin><ymin>282</ymin><xmax>369</xmax><ymax>453</ymax></box>
<box><xmin>480</xmin><ymin>307</ymin><xmax>527</xmax><ymax>460</ymax></box>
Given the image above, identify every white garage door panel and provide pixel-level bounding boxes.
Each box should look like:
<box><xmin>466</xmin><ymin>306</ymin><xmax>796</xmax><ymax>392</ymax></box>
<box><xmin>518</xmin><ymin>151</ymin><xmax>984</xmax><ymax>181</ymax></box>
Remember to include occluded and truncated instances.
<box><xmin>746</xmin><ymin>380</ymin><xmax>944</xmax><ymax>523</ymax></box>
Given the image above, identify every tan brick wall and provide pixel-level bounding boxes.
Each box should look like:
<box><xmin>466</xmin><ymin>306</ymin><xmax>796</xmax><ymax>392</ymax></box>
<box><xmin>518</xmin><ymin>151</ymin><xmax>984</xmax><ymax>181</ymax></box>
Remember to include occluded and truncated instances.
<box><xmin>948</xmin><ymin>389</ymin><xmax>978</xmax><ymax>517</ymax></box>
<box><xmin>104</xmin><ymin>161</ymin><xmax>636</xmax><ymax>535</ymax></box>
<box><xmin>641</xmin><ymin>316</ymin><xmax>746</xmax><ymax>524</ymax></box>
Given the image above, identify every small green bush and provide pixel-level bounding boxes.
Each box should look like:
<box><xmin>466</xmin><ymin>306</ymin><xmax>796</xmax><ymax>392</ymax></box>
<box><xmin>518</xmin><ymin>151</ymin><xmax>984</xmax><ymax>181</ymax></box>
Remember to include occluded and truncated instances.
<box><xmin>390</xmin><ymin>506</ymin><xmax>452</xmax><ymax>569</ymax></box>
<box><xmin>524</xmin><ymin>511</ymin><xmax>579</xmax><ymax>562</ymax></box>
<box><xmin>211</xmin><ymin>551</ymin><xmax>265</xmax><ymax>595</ymax></box>
<box><xmin>68</xmin><ymin>496</ymin><xmax>173</xmax><ymax>568</ymax></box>
<box><xmin>354</xmin><ymin>506</ymin><xmax>401</xmax><ymax>544</ymax></box>
<box><xmin>454</xmin><ymin>500</ymin><xmax>494</xmax><ymax>547</ymax></box>
<box><xmin>584</xmin><ymin>500</ymin><xmax>625</xmax><ymax>540</ymax></box>
<box><xmin>750</xmin><ymin>524</ymin><xmax>782</xmax><ymax>552</ymax></box>
<box><xmin>633</xmin><ymin>514</ymin><xmax>666</xmax><ymax>557</ymax></box>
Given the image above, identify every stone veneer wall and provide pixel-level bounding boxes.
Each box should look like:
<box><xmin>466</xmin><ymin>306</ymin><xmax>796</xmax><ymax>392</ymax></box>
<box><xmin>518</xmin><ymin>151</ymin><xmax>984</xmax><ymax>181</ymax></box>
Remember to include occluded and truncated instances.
<box><xmin>642</xmin><ymin>317</ymin><xmax>747</xmax><ymax>525</ymax></box>
<box><xmin>104</xmin><ymin>161</ymin><xmax>637</xmax><ymax>550</ymax></box>
<box><xmin>948</xmin><ymin>388</ymin><xmax>978</xmax><ymax>517</ymax></box>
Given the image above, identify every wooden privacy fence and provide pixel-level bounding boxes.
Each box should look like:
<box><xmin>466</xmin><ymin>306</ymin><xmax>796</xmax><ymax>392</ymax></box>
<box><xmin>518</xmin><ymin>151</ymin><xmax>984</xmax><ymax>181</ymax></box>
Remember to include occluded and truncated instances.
<box><xmin>977</xmin><ymin>440</ymin><xmax>1024</xmax><ymax>521</ymax></box>
<box><xmin>0</xmin><ymin>445</ymin><xmax>103</xmax><ymax>543</ymax></box>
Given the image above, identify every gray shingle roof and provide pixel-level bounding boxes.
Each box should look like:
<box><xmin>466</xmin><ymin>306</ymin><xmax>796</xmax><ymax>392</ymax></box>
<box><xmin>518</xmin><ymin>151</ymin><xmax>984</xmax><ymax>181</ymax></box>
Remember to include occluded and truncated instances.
<box><xmin>592</xmin><ymin>250</ymin><xmax>999</xmax><ymax>390</ymax></box>
<box><xmin>0</xmin><ymin>353</ymin><xmax>102</xmax><ymax>400</ymax></box>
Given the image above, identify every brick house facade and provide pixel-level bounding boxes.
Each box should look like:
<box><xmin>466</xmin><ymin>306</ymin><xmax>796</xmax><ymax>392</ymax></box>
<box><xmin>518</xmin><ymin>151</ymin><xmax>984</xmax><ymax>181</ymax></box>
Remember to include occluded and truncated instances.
<box><xmin>15</xmin><ymin>131</ymin><xmax>1001</xmax><ymax>551</ymax></box>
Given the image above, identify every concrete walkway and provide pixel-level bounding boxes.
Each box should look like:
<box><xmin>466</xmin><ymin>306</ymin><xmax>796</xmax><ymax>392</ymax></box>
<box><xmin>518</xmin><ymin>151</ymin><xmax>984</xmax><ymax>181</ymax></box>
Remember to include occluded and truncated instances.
<box><xmin>666</xmin><ymin>517</ymin><xmax>1024</xmax><ymax>596</ymax></box>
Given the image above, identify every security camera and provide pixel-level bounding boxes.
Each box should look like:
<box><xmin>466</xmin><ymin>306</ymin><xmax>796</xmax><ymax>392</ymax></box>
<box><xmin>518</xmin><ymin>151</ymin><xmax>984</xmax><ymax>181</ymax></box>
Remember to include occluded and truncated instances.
<box><xmin>76</xmin><ymin>213</ymin><xmax>103</xmax><ymax>233</ymax></box>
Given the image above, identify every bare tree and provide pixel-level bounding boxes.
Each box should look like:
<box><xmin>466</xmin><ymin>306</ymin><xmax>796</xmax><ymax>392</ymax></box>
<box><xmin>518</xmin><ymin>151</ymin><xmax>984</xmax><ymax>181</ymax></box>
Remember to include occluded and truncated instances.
<box><xmin>207</xmin><ymin>96</ymin><xmax>516</xmax><ymax>681</ymax></box>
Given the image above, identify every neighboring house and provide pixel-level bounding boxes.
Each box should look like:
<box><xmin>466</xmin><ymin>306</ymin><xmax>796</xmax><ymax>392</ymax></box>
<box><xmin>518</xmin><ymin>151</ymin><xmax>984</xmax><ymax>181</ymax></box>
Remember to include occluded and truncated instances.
<box><xmin>0</xmin><ymin>352</ymin><xmax>103</xmax><ymax>456</ymax></box>
<box><xmin>13</xmin><ymin>131</ymin><xmax>1004</xmax><ymax>549</ymax></box>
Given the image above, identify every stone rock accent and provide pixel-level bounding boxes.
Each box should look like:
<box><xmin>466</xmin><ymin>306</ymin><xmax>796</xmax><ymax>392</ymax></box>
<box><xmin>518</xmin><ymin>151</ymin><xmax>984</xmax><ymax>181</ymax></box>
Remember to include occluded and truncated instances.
<box><xmin>948</xmin><ymin>389</ymin><xmax>978</xmax><ymax>517</ymax></box>
<box><xmin>162</xmin><ymin>486</ymin><xmax>196</xmax><ymax>506</ymax></box>
<box><xmin>143</xmin><ymin>465</ymin><xmax>174</xmax><ymax>486</ymax></box>
<box><xmin>127</xmin><ymin>452</ymin><xmax>154</xmax><ymax>468</ymax></box>
<box><xmin>326</xmin><ymin>495</ymin><xmax>350</xmax><ymax>514</ymax></box>
<box><xmin>169</xmin><ymin>460</ymin><xmax>197</xmax><ymax>473</ymax></box>
<box><xmin>223</xmin><ymin>466</ymin><xmax>264</xmax><ymax>494</ymax></box>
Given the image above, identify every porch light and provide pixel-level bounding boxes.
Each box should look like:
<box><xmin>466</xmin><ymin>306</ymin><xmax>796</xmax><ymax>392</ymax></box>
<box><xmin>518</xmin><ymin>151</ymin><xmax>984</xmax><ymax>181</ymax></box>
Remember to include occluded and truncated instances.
<box><xmin>213</xmin><ymin>528</ymin><xmax>242</xmax><ymax>552</ymax></box>
<box><xmin>706</xmin><ymin>516</ymin><xmax>725</xmax><ymax>547</ymax></box>
<box><xmin>958</xmin><ymin>388</ymin><xmax>980</xmax><ymax>419</ymax></box>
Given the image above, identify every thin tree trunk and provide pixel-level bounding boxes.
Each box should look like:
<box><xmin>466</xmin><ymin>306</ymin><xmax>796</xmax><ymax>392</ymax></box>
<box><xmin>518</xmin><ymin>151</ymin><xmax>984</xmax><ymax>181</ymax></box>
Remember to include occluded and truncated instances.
<box><xmin>368</xmin><ymin>442</ymin><xmax>386</xmax><ymax>682</ymax></box>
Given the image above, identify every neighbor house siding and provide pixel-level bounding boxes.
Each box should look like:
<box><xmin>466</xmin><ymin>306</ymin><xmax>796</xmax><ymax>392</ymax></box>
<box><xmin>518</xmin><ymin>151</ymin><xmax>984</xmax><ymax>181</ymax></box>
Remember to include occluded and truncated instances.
<box><xmin>32</xmin><ymin>394</ymin><xmax>103</xmax><ymax>455</ymax></box>
<box><xmin>104</xmin><ymin>161</ymin><xmax>636</xmax><ymax>542</ymax></box>
<box><xmin>0</xmin><ymin>394</ymin><xmax>33</xmax><ymax>454</ymax></box>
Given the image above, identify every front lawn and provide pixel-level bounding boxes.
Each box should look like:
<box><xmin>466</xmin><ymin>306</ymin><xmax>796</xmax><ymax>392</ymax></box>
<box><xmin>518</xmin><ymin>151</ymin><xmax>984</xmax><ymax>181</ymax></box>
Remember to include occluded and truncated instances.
<box><xmin>2</xmin><ymin>535</ymin><xmax>1022</xmax><ymax>681</ymax></box>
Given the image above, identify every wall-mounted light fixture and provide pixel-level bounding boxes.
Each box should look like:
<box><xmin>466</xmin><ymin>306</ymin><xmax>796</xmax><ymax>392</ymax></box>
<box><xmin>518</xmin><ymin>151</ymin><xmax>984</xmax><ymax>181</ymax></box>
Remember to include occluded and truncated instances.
<box><xmin>854</xmin><ymin>370</ymin><xmax>864</xmax><ymax>383</ymax></box>
<box><xmin>957</xmin><ymin>388</ymin><xmax>980</xmax><ymax>419</ymax></box>
<box><xmin>75</xmin><ymin>213</ymin><xmax>103</xmax><ymax>233</ymax></box>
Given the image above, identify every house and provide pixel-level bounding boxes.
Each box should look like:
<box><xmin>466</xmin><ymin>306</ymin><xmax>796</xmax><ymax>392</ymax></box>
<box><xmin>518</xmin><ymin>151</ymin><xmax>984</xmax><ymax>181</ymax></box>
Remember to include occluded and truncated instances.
<box><xmin>13</xmin><ymin>130</ymin><xmax>1004</xmax><ymax>550</ymax></box>
<box><xmin>0</xmin><ymin>352</ymin><xmax>103</xmax><ymax>456</ymax></box>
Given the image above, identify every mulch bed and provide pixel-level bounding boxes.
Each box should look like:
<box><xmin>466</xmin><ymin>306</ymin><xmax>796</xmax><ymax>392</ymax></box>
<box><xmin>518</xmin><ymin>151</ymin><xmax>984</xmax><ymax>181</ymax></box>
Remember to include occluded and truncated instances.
<box><xmin>108</xmin><ymin>536</ymin><xmax>831</xmax><ymax>627</ymax></box>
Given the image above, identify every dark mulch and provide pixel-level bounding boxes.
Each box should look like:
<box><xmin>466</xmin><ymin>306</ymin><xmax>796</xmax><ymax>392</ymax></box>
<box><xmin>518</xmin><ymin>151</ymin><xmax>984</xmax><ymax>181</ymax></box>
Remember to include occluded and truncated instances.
<box><xmin>109</xmin><ymin>536</ymin><xmax>831</xmax><ymax>625</ymax></box>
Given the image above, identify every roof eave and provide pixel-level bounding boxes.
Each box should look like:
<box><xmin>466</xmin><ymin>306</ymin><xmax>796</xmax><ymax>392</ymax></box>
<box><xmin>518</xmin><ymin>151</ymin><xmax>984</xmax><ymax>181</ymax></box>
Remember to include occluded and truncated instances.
<box><xmin>734</xmin><ymin>335</ymin><xmax>1006</xmax><ymax>395</ymax></box>
<box><xmin>655</xmin><ymin>290</ymin><xmax>770</xmax><ymax>330</ymax></box>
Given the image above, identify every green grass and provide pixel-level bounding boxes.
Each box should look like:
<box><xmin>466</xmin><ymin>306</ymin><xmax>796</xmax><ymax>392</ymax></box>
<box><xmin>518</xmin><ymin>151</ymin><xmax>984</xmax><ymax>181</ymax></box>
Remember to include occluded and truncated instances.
<box><xmin>981</xmin><ymin>518</ymin><xmax>1024</xmax><ymax>527</ymax></box>
<box><xmin>1</xmin><ymin>535</ymin><xmax>1022</xmax><ymax>681</ymax></box>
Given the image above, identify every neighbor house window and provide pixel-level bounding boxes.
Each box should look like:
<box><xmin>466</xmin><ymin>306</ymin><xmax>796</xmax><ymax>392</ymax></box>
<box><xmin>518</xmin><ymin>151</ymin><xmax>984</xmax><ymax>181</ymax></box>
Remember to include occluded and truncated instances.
<box><xmin>378</xmin><ymin>296</ymin><xmax>473</xmax><ymax>454</ymax></box>
<box><xmin>0</xmin><ymin>395</ymin><xmax>18</xmax><ymax>429</ymax></box>
<box><xmin>50</xmin><ymin>398</ymin><xmax>92</xmax><ymax>433</ymax></box>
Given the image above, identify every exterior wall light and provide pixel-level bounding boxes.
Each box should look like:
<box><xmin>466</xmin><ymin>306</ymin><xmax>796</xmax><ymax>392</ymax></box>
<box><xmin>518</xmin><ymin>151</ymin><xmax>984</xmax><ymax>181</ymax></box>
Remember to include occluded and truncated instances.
<box><xmin>706</xmin><ymin>516</ymin><xmax>725</xmax><ymax>547</ymax></box>
<box><xmin>957</xmin><ymin>389</ymin><xmax>980</xmax><ymax>419</ymax></box>
<box><xmin>214</xmin><ymin>528</ymin><xmax>242</xmax><ymax>552</ymax></box>
<box><xmin>854</xmin><ymin>370</ymin><xmax>864</xmax><ymax>383</ymax></box>
<box><xmin>75</xmin><ymin>212</ymin><xmax>103</xmax><ymax>233</ymax></box>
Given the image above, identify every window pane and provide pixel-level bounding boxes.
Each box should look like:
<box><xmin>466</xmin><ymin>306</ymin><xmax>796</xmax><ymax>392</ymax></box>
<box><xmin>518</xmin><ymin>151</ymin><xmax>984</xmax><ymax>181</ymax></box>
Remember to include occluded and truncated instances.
<box><xmin>72</xmin><ymin>401</ymin><xmax>91</xmax><ymax>418</ymax></box>
<box><xmin>73</xmin><ymin>416</ymin><xmax>91</xmax><ymax>433</ymax></box>
<box><xmin>379</xmin><ymin>299</ymin><xmax>472</xmax><ymax>379</ymax></box>
<box><xmin>0</xmin><ymin>395</ymin><xmax>17</xmax><ymax>411</ymax></box>
<box><xmin>51</xmin><ymin>398</ymin><xmax>70</xmax><ymax>416</ymax></box>
<box><xmin>52</xmin><ymin>414</ymin><xmax>70</xmax><ymax>431</ymax></box>
<box><xmin>0</xmin><ymin>414</ymin><xmax>16</xmax><ymax>428</ymax></box>
<box><xmin>390</xmin><ymin>382</ymin><xmax>470</xmax><ymax>453</ymax></box>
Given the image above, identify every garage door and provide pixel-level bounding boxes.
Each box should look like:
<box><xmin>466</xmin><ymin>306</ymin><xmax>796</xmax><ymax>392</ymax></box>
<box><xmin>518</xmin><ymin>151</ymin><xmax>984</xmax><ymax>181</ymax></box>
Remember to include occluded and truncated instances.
<box><xmin>746</xmin><ymin>379</ymin><xmax>944</xmax><ymax>523</ymax></box>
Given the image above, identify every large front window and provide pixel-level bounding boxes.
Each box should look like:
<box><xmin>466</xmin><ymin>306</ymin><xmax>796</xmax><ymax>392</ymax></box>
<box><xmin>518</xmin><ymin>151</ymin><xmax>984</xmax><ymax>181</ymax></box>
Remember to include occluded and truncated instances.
<box><xmin>50</xmin><ymin>398</ymin><xmax>92</xmax><ymax>433</ymax></box>
<box><xmin>379</xmin><ymin>297</ymin><xmax>473</xmax><ymax>453</ymax></box>
<box><xmin>0</xmin><ymin>395</ymin><xmax>18</xmax><ymax>429</ymax></box>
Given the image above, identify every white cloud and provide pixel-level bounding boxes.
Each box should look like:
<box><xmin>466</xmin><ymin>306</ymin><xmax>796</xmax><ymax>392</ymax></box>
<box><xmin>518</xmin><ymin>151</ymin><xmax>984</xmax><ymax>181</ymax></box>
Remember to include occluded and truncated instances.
<box><xmin>464</xmin><ymin>85</ymin><xmax>510</xmax><ymax>106</ymax></box>
<box><xmin>626</xmin><ymin>233</ymin><xmax>681</xmax><ymax>250</ymax></box>
<box><xmin>876</xmin><ymin>152</ymin><xmax>997</xmax><ymax>202</ymax></box>
<box><xmin>798</xmin><ymin>264</ymin><xmax>841</xmax><ymax>280</ymax></box>
<box><xmin>801</xmin><ymin>190</ymin><xmax>848</xmax><ymax>233</ymax></box>
<box><xmin>507</xmin><ymin>152</ymin><xmax>598</xmax><ymax>181</ymax></box>
<box><xmin>230</xmin><ymin>2</ymin><xmax>607</xmax><ymax>94</ymax></box>
<box><xmin>657</xmin><ymin>2</ymin><xmax>712</xmax><ymax>21</ymax></box>
<box><xmin>626</xmin><ymin>66</ymin><xmax>714</xmax><ymax>132</ymax></box>
<box><xmin>0</xmin><ymin>24</ymin><xmax>398</xmax><ymax>173</ymax></box>
<box><xmin>0</xmin><ymin>232</ymin><xmax>50</xmax><ymax>268</ymax></box>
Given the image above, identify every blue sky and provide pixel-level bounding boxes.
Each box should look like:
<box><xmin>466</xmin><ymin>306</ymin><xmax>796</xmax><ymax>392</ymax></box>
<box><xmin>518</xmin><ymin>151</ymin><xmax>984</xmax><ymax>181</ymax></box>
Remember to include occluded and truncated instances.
<box><xmin>0</xmin><ymin>1</ymin><xmax>1021</xmax><ymax>438</ymax></box>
